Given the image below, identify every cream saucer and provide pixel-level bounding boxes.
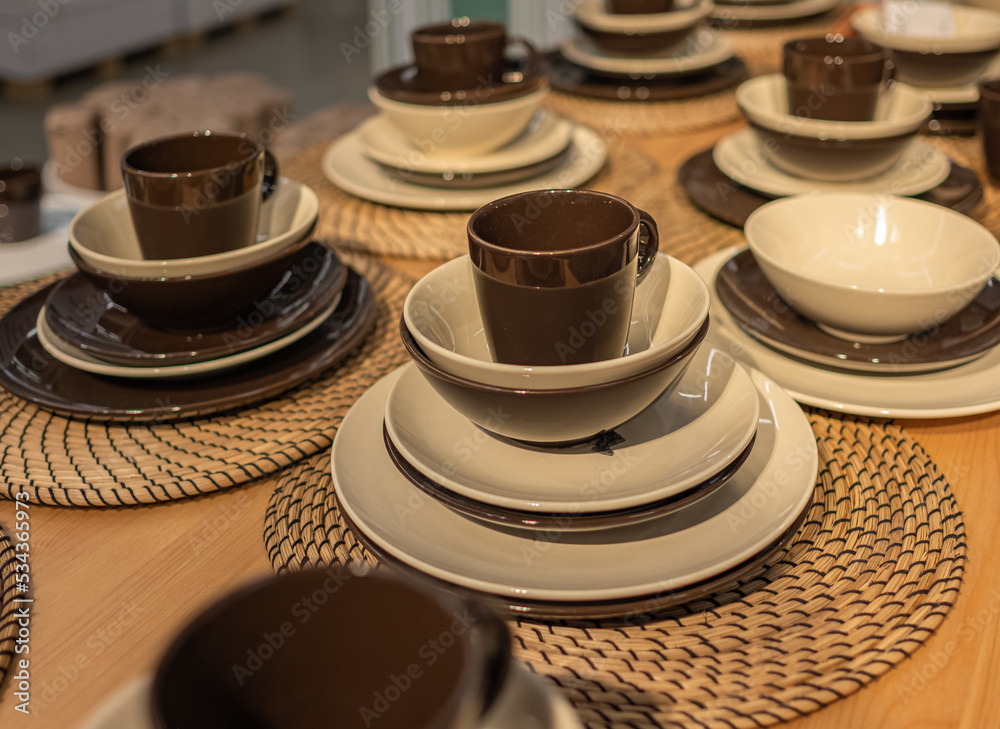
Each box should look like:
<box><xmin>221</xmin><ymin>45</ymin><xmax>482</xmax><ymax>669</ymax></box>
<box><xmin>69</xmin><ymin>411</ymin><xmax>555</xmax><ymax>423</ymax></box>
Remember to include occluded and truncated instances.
<box><xmin>357</xmin><ymin>111</ymin><xmax>574</xmax><ymax>174</ymax></box>
<box><xmin>713</xmin><ymin>128</ymin><xmax>951</xmax><ymax>197</ymax></box>
<box><xmin>384</xmin><ymin>345</ymin><xmax>760</xmax><ymax>514</ymax></box>
<box><xmin>322</xmin><ymin>124</ymin><xmax>607</xmax><ymax>211</ymax></box>
<box><xmin>332</xmin><ymin>353</ymin><xmax>818</xmax><ymax>604</ymax></box>
<box><xmin>710</xmin><ymin>0</ymin><xmax>838</xmax><ymax>22</ymax></box>
<box><xmin>560</xmin><ymin>32</ymin><xmax>735</xmax><ymax>77</ymax></box>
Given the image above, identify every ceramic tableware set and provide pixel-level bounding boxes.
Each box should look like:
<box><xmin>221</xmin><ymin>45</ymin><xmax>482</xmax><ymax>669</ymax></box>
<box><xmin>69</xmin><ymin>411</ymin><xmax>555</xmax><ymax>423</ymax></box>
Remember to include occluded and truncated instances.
<box><xmin>548</xmin><ymin>0</ymin><xmax>750</xmax><ymax>101</ymax></box>
<box><xmin>322</xmin><ymin>19</ymin><xmax>607</xmax><ymax>212</ymax></box>
<box><xmin>0</xmin><ymin>130</ymin><xmax>377</xmax><ymax>421</ymax></box>
<box><xmin>329</xmin><ymin>188</ymin><xmax>819</xmax><ymax>620</ymax></box>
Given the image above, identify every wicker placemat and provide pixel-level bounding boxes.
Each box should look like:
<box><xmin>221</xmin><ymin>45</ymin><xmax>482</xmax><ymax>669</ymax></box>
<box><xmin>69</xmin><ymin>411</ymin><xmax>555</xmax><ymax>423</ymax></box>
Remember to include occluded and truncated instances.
<box><xmin>0</xmin><ymin>254</ymin><xmax>412</xmax><ymax>507</ymax></box>
<box><xmin>262</xmin><ymin>412</ymin><xmax>965</xmax><ymax>729</ymax></box>
<box><xmin>281</xmin><ymin>136</ymin><xmax>668</xmax><ymax>260</ymax></box>
<box><xmin>0</xmin><ymin>525</ymin><xmax>20</xmax><ymax>689</ymax></box>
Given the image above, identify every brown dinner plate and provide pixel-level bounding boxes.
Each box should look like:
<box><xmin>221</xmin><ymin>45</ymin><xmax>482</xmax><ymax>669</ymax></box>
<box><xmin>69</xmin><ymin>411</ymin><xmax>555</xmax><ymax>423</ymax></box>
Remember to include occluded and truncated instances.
<box><xmin>43</xmin><ymin>242</ymin><xmax>347</xmax><ymax>367</ymax></box>
<box><xmin>0</xmin><ymin>268</ymin><xmax>375</xmax><ymax>422</ymax></box>
<box><xmin>546</xmin><ymin>52</ymin><xmax>747</xmax><ymax>101</ymax></box>
<box><xmin>677</xmin><ymin>147</ymin><xmax>984</xmax><ymax>227</ymax></box>
<box><xmin>716</xmin><ymin>248</ymin><xmax>1000</xmax><ymax>373</ymax></box>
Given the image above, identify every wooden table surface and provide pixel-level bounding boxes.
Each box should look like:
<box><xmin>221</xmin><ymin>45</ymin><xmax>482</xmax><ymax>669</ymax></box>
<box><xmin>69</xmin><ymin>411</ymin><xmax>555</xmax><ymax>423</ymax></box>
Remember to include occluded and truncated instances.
<box><xmin>1</xmin><ymin>121</ymin><xmax>998</xmax><ymax>729</ymax></box>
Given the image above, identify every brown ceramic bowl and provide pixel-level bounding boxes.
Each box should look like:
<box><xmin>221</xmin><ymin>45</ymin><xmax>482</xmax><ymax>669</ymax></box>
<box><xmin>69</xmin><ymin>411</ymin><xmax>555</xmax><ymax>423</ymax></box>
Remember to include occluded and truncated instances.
<box><xmin>400</xmin><ymin>316</ymin><xmax>708</xmax><ymax>446</ymax></box>
<box><xmin>67</xmin><ymin>235</ymin><xmax>321</xmax><ymax>330</ymax></box>
<box><xmin>151</xmin><ymin>569</ymin><xmax>511</xmax><ymax>729</ymax></box>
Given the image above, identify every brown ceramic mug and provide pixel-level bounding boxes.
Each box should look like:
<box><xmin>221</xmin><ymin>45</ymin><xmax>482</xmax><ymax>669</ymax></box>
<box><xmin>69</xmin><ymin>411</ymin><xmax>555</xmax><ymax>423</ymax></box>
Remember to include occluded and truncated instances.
<box><xmin>783</xmin><ymin>35</ymin><xmax>894</xmax><ymax>122</ymax></box>
<box><xmin>0</xmin><ymin>163</ymin><xmax>41</xmax><ymax>243</ymax></box>
<box><xmin>121</xmin><ymin>130</ymin><xmax>279</xmax><ymax>261</ymax></box>
<box><xmin>467</xmin><ymin>189</ymin><xmax>659</xmax><ymax>366</ymax></box>
<box><xmin>606</xmin><ymin>0</ymin><xmax>675</xmax><ymax>13</ymax></box>
<box><xmin>411</xmin><ymin>18</ymin><xmax>538</xmax><ymax>92</ymax></box>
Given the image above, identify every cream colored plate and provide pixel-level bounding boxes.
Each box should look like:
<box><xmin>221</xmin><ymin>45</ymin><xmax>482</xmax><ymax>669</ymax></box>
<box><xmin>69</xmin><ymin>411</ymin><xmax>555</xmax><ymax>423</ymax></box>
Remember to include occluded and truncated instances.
<box><xmin>710</xmin><ymin>0</ymin><xmax>838</xmax><ymax>21</ymax></box>
<box><xmin>560</xmin><ymin>32</ymin><xmax>734</xmax><ymax>76</ymax></box>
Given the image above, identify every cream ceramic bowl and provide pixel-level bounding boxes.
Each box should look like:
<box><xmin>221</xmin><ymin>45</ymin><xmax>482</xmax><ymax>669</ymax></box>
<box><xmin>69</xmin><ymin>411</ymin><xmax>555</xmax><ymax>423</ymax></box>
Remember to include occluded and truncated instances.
<box><xmin>368</xmin><ymin>85</ymin><xmax>548</xmax><ymax>156</ymax></box>
<box><xmin>736</xmin><ymin>74</ymin><xmax>932</xmax><ymax>182</ymax></box>
<box><xmin>744</xmin><ymin>193</ymin><xmax>1000</xmax><ymax>341</ymax></box>
<box><xmin>68</xmin><ymin>179</ymin><xmax>319</xmax><ymax>278</ymax></box>
<box><xmin>403</xmin><ymin>254</ymin><xmax>710</xmax><ymax>389</ymax></box>
<box><xmin>853</xmin><ymin>5</ymin><xmax>1000</xmax><ymax>87</ymax></box>
<box><xmin>572</xmin><ymin>0</ymin><xmax>715</xmax><ymax>54</ymax></box>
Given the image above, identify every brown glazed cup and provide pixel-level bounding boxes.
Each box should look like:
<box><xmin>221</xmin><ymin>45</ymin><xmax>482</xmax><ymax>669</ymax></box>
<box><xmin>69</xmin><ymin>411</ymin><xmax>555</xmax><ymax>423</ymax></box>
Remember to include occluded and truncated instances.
<box><xmin>0</xmin><ymin>163</ymin><xmax>42</xmax><ymax>243</ymax></box>
<box><xmin>411</xmin><ymin>18</ymin><xmax>537</xmax><ymax>92</ymax></box>
<box><xmin>979</xmin><ymin>78</ymin><xmax>1000</xmax><ymax>183</ymax></box>
<box><xmin>121</xmin><ymin>130</ymin><xmax>279</xmax><ymax>261</ymax></box>
<box><xmin>606</xmin><ymin>0</ymin><xmax>675</xmax><ymax>13</ymax></box>
<box><xmin>783</xmin><ymin>35</ymin><xmax>894</xmax><ymax>122</ymax></box>
<box><xmin>151</xmin><ymin>569</ymin><xmax>510</xmax><ymax>729</ymax></box>
<box><xmin>467</xmin><ymin>189</ymin><xmax>659</xmax><ymax>366</ymax></box>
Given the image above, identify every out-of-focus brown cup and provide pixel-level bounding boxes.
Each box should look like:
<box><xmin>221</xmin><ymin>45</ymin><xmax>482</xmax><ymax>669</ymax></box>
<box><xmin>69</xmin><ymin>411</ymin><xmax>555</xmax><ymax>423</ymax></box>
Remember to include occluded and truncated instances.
<box><xmin>121</xmin><ymin>130</ymin><xmax>278</xmax><ymax>261</ymax></box>
<box><xmin>467</xmin><ymin>189</ymin><xmax>659</xmax><ymax>366</ymax></box>
<box><xmin>979</xmin><ymin>78</ymin><xmax>1000</xmax><ymax>183</ymax></box>
<box><xmin>0</xmin><ymin>163</ymin><xmax>42</xmax><ymax>243</ymax></box>
<box><xmin>411</xmin><ymin>18</ymin><xmax>537</xmax><ymax>92</ymax></box>
<box><xmin>783</xmin><ymin>35</ymin><xmax>894</xmax><ymax>122</ymax></box>
<box><xmin>606</xmin><ymin>0</ymin><xmax>674</xmax><ymax>13</ymax></box>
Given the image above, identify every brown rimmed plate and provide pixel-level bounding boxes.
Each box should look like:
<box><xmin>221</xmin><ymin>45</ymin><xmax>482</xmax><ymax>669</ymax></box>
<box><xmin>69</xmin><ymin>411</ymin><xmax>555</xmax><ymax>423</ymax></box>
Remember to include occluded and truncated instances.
<box><xmin>0</xmin><ymin>268</ymin><xmax>375</xmax><ymax>422</ymax></box>
<box><xmin>716</xmin><ymin>249</ymin><xmax>1000</xmax><ymax>374</ymax></box>
<box><xmin>43</xmin><ymin>242</ymin><xmax>347</xmax><ymax>368</ymax></box>
<box><xmin>678</xmin><ymin>147</ymin><xmax>984</xmax><ymax>228</ymax></box>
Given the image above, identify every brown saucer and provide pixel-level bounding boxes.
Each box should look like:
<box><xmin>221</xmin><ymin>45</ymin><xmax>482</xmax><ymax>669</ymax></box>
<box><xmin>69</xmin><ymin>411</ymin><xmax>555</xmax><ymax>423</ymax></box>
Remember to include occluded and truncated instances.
<box><xmin>716</xmin><ymin>249</ymin><xmax>1000</xmax><ymax>373</ymax></box>
<box><xmin>677</xmin><ymin>147</ymin><xmax>984</xmax><ymax>227</ymax></box>
<box><xmin>373</xmin><ymin>60</ymin><xmax>545</xmax><ymax>106</ymax></box>
<box><xmin>0</xmin><ymin>268</ymin><xmax>375</xmax><ymax>422</ymax></box>
<box><xmin>43</xmin><ymin>242</ymin><xmax>347</xmax><ymax>367</ymax></box>
<box><xmin>546</xmin><ymin>52</ymin><xmax>747</xmax><ymax>101</ymax></box>
<box><xmin>383</xmin><ymin>423</ymin><xmax>755</xmax><ymax>532</ymax></box>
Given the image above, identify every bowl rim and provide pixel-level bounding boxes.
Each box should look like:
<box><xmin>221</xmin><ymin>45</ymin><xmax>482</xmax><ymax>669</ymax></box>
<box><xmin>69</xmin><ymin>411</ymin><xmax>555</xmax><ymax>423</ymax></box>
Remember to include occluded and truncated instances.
<box><xmin>573</xmin><ymin>0</ymin><xmax>714</xmax><ymax>33</ymax></box>
<box><xmin>368</xmin><ymin>82</ymin><xmax>549</xmax><ymax>114</ymax></box>
<box><xmin>744</xmin><ymin>192</ymin><xmax>1000</xmax><ymax>296</ymax></box>
<box><xmin>736</xmin><ymin>73</ymin><xmax>932</xmax><ymax>140</ymax></box>
<box><xmin>852</xmin><ymin>5</ymin><xmax>1000</xmax><ymax>54</ymax></box>
<box><xmin>400</xmin><ymin>315</ymin><xmax>710</xmax><ymax>395</ymax></box>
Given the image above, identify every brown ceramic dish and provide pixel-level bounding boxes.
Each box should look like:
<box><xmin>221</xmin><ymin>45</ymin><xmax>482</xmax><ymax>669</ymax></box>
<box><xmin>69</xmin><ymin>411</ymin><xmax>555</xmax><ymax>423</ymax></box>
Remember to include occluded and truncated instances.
<box><xmin>67</xmin><ymin>228</ymin><xmax>319</xmax><ymax>330</ymax></box>
<box><xmin>384</xmin><ymin>423</ymin><xmax>755</xmax><ymax>531</ymax></box>
<box><xmin>373</xmin><ymin>57</ymin><xmax>545</xmax><ymax>107</ymax></box>
<box><xmin>0</xmin><ymin>164</ymin><xmax>42</xmax><ymax>243</ymax></box>
<box><xmin>979</xmin><ymin>79</ymin><xmax>1000</xmax><ymax>182</ymax></box>
<box><xmin>607</xmin><ymin>0</ymin><xmax>674</xmax><ymax>13</ymax></box>
<box><xmin>716</xmin><ymin>249</ymin><xmax>1000</xmax><ymax>373</ymax></box>
<box><xmin>574</xmin><ymin>23</ymin><xmax>692</xmax><ymax>55</ymax></box>
<box><xmin>547</xmin><ymin>52</ymin><xmax>747</xmax><ymax>100</ymax></box>
<box><xmin>373</xmin><ymin>144</ymin><xmax>572</xmax><ymax>190</ymax></box>
<box><xmin>676</xmin><ymin>148</ymin><xmax>984</xmax><ymax>228</ymax></box>
<box><xmin>44</xmin><ymin>242</ymin><xmax>346</xmax><ymax>367</ymax></box>
<box><xmin>0</xmin><ymin>267</ymin><xmax>375</xmax><ymax>422</ymax></box>
<box><xmin>152</xmin><ymin>569</ymin><xmax>510</xmax><ymax>729</ymax></box>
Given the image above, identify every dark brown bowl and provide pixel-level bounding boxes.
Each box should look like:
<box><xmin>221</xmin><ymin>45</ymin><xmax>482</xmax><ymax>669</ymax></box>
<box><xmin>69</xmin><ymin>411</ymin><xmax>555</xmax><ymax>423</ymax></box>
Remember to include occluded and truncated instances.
<box><xmin>373</xmin><ymin>56</ymin><xmax>546</xmax><ymax>106</ymax></box>
<box><xmin>0</xmin><ymin>163</ymin><xmax>42</xmax><ymax>243</ymax></box>
<box><xmin>151</xmin><ymin>569</ymin><xmax>511</xmax><ymax>729</ymax></box>
<box><xmin>67</xmin><ymin>232</ymin><xmax>317</xmax><ymax>330</ymax></box>
<box><xmin>575</xmin><ymin>24</ymin><xmax>693</xmax><ymax>53</ymax></box>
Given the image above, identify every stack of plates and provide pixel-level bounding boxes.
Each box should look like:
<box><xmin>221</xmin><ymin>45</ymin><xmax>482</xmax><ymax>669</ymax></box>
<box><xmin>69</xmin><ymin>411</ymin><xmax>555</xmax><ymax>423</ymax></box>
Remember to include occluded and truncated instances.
<box><xmin>331</xmin><ymin>336</ymin><xmax>819</xmax><ymax>620</ymax></box>
<box><xmin>709</xmin><ymin>0</ymin><xmax>839</xmax><ymax>27</ymax></box>
<box><xmin>322</xmin><ymin>111</ymin><xmax>607</xmax><ymax>211</ymax></box>
<box><xmin>695</xmin><ymin>247</ymin><xmax>1000</xmax><ymax>418</ymax></box>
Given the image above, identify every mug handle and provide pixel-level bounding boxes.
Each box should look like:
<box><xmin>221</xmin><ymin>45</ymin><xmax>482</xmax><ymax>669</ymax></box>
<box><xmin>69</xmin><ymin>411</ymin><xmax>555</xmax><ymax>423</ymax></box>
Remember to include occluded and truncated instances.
<box><xmin>261</xmin><ymin>149</ymin><xmax>279</xmax><ymax>202</ymax></box>
<box><xmin>635</xmin><ymin>209</ymin><xmax>659</xmax><ymax>282</ymax></box>
<box><xmin>502</xmin><ymin>36</ymin><xmax>541</xmax><ymax>81</ymax></box>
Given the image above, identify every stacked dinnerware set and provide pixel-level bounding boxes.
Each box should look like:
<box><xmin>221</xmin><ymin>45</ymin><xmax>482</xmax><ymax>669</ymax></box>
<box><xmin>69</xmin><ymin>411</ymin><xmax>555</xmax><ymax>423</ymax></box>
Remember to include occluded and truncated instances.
<box><xmin>548</xmin><ymin>0</ymin><xmax>751</xmax><ymax>101</ymax></box>
<box><xmin>322</xmin><ymin>18</ymin><xmax>606</xmax><ymax>212</ymax></box>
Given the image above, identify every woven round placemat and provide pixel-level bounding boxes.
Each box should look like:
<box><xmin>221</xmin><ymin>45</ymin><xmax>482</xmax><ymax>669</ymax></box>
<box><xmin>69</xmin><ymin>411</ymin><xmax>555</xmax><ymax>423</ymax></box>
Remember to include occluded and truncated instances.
<box><xmin>262</xmin><ymin>412</ymin><xmax>965</xmax><ymax>728</ymax></box>
<box><xmin>0</xmin><ymin>524</ymin><xmax>20</xmax><ymax>689</ymax></box>
<box><xmin>0</xmin><ymin>254</ymin><xmax>412</xmax><ymax>507</ymax></box>
<box><xmin>280</xmin><ymin>135</ymin><xmax>668</xmax><ymax>260</ymax></box>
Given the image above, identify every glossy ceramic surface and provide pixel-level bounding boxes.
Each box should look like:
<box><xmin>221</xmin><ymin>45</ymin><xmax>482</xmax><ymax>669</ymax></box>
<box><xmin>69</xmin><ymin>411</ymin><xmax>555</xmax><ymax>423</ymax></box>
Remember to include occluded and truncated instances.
<box><xmin>573</xmin><ymin>0</ymin><xmax>713</xmax><ymax>53</ymax></box>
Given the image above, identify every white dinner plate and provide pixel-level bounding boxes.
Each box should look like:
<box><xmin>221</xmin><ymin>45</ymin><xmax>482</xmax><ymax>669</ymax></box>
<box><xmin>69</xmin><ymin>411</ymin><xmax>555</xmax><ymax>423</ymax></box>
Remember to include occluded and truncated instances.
<box><xmin>332</xmin><ymin>355</ymin><xmax>818</xmax><ymax>603</ymax></box>
<box><xmin>695</xmin><ymin>247</ymin><xmax>1000</xmax><ymax>418</ymax></box>
<box><xmin>713</xmin><ymin>128</ymin><xmax>952</xmax><ymax>198</ymax></box>
<box><xmin>384</xmin><ymin>345</ymin><xmax>760</xmax><ymax>514</ymax></box>
<box><xmin>710</xmin><ymin>0</ymin><xmax>838</xmax><ymax>22</ymax></box>
<box><xmin>323</xmin><ymin>124</ymin><xmax>606</xmax><ymax>212</ymax></box>
<box><xmin>0</xmin><ymin>194</ymin><xmax>81</xmax><ymax>285</ymax></box>
<box><xmin>357</xmin><ymin>111</ymin><xmax>575</xmax><ymax>174</ymax></box>
<box><xmin>561</xmin><ymin>32</ymin><xmax>734</xmax><ymax>77</ymax></box>
<box><xmin>36</xmin><ymin>297</ymin><xmax>339</xmax><ymax>379</ymax></box>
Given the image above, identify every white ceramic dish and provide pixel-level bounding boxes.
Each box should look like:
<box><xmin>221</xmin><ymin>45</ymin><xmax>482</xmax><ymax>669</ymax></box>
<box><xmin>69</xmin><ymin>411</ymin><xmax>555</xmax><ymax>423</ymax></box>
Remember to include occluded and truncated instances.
<box><xmin>35</xmin><ymin>298</ymin><xmax>338</xmax><ymax>379</ymax></box>
<box><xmin>384</xmin><ymin>343</ymin><xmax>759</xmax><ymax>514</ymax></box>
<box><xmin>745</xmin><ymin>193</ymin><xmax>1000</xmax><ymax>341</ymax></box>
<box><xmin>322</xmin><ymin>124</ymin><xmax>607</xmax><ymax>211</ymax></box>
<box><xmin>560</xmin><ymin>32</ymin><xmax>734</xmax><ymax>76</ymax></box>
<box><xmin>404</xmin><ymin>254</ymin><xmax>710</xmax><ymax>389</ymax></box>
<box><xmin>574</xmin><ymin>0</ymin><xmax>714</xmax><ymax>33</ymax></box>
<box><xmin>357</xmin><ymin>111</ymin><xmax>574</xmax><ymax>174</ymax></box>
<box><xmin>0</xmin><ymin>193</ymin><xmax>79</xmax><ymax>285</ymax></box>
<box><xmin>710</xmin><ymin>0</ymin><xmax>837</xmax><ymax>22</ymax></box>
<box><xmin>368</xmin><ymin>84</ymin><xmax>549</xmax><ymax>157</ymax></box>
<box><xmin>696</xmin><ymin>246</ymin><xmax>1000</xmax><ymax>418</ymax></box>
<box><xmin>68</xmin><ymin>179</ymin><xmax>319</xmax><ymax>278</ymax></box>
<box><xmin>332</xmin><ymin>357</ymin><xmax>818</xmax><ymax>602</ymax></box>
<box><xmin>76</xmin><ymin>664</ymin><xmax>583</xmax><ymax>729</ymax></box>
<box><xmin>713</xmin><ymin>128</ymin><xmax>951</xmax><ymax>198</ymax></box>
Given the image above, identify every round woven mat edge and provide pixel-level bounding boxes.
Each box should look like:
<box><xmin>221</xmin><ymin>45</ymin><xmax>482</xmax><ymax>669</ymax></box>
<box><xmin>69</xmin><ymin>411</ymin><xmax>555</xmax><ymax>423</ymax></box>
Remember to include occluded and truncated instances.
<box><xmin>0</xmin><ymin>524</ymin><xmax>20</xmax><ymax>689</ymax></box>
